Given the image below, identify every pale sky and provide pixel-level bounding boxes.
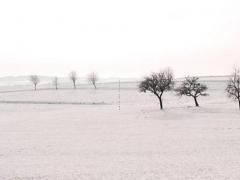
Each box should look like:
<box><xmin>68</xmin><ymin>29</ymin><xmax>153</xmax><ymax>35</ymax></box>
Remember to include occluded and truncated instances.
<box><xmin>0</xmin><ymin>0</ymin><xmax>240</xmax><ymax>78</ymax></box>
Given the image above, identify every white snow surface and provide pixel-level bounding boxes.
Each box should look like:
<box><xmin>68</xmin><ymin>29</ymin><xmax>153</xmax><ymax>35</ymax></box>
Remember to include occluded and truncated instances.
<box><xmin>0</xmin><ymin>80</ymin><xmax>240</xmax><ymax>180</ymax></box>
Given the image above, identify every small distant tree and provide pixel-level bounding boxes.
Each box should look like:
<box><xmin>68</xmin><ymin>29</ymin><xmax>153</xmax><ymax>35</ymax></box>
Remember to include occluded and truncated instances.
<box><xmin>139</xmin><ymin>69</ymin><xmax>174</xmax><ymax>110</ymax></box>
<box><xmin>88</xmin><ymin>72</ymin><xmax>98</xmax><ymax>89</ymax></box>
<box><xmin>30</xmin><ymin>75</ymin><xmax>40</xmax><ymax>91</ymax></box>
<box><xmin>53</xmin><ymin>77</ymin><xmax>59</xmax><ymax>90</ymax></box>
<box><xmin>69</xmin><ymin>71</ymin><xmax>77</xmax><ymax>89</ymax></box>
<box><xmin>175</xmin><ymin>76</ymin><xmax>208</xmax><ymax>107</ymax></box>
<box><xmin>226</xmin><ymin>68</ymin><xmax>240</xmax><ymax>110</ymax></box>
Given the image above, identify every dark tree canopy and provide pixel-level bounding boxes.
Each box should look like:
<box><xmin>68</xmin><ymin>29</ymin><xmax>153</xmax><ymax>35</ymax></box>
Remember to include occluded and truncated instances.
<box><xmin>226</xmin><ymin>68</ymin><xmax>240</xmax><ymax>109</ymax></box>
<box><xmin>175</xmin><ymin>76</ymin><xmax>208</xmax><ymax>107</ymax></box>
<box><xmin>139</xmin><ymin>69</ymin><xmax>174</xmax><ymax>109</ymax></box>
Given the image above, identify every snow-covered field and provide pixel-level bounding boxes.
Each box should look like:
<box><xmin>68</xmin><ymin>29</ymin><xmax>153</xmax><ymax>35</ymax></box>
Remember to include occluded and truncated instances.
<box><xmin>0</xmin><ymin>79</ymin><xmax>240</xmax><ymax>180</ymax></box>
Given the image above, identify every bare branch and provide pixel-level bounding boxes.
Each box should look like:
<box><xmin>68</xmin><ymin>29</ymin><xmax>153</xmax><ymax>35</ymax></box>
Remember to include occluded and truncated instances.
<box><xmin>53</xmin><ymin>77</ymin><xmax>59</xmax><ymax>90</ymax></box>
<box><xmin>226</xmin><ymin>68</ymin><xmax>240</xmax><ymax>109</ymax></box>
<box><xmin>30</xmin><ymin>75</ymin><xmax>40</xmax><ymax>91</ymax></box>
<box><xmin>175</xmin><ymin>76</ymin><xmax>208</xmax><ymax>107</ymax></box>
<box><xmin>69</xmin><ymin>71</ymin><xmax>77</xmax><ymax>89</ymax></box>
<box><xmin>87</xmin><ymin>72</ymin><xmax>99</xmax><ymax>89</ymax></box>
<box><xmin>139</xmin><ymin>68</ymin><xmax>174</xmax><ymax>109</ymax></box>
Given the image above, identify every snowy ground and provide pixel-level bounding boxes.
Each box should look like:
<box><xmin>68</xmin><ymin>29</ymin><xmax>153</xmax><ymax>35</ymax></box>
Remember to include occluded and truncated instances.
<box><xmin>0</xmin><ymin>80</ymin><xmax>240</xmax><ymax>180</ymax></box>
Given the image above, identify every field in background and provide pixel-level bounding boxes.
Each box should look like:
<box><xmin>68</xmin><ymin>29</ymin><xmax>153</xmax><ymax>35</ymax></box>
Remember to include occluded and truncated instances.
<box><xmin>0</xmin><ymin>78</ymin><xmax>240</xmax><ymax>179</ymax></box>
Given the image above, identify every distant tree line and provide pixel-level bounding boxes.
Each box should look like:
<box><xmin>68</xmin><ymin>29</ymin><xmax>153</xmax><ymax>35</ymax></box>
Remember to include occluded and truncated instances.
<box><xmin>29</xmin><ymin>68</ymin><xmax>240</xmax><ymax>110</ymax></box>
<box><xmin>29</xmin><ymin>71</ymin><xmax>99</xmax><ymax>91</ymax></box>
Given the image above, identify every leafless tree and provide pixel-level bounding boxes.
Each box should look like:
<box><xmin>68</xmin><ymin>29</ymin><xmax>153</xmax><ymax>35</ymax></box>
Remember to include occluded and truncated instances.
<box><xmin>139</xmin><ymin>69</ymin><xmax>174</xmax><ymax>110</ymax></box>
<box><xmin>30</xmin><ymin>75</ymin><xmax>40</xmax><ymax>91</ymax></box>
<box><xmin>175</xmin><ymin>76</ymin><xmax>208</xmax><ymax>107</ymax></box>
<box><xmin>226</xmin><ymin>68</ymin><xmax>240</xmax><ymax>110</ymax></box>
<box><xmin>69</xmin><ymin>71</ymin><xmax>77</xmax><ymax>89</ymax></box>
<box><xmin>88</xmin><ymin>72</ymin><xmax>98</xmax><ymax>89</ymax></box>
<box><xmin>53</xmin><ymin>77</ymin><xmax>59</xmax><ymax>90</ymax></box>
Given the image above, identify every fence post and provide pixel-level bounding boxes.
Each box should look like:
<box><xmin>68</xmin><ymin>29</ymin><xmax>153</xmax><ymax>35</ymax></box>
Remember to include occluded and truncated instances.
<box><xmin>118</xmin><ymin>80</ymin><xmax>121</xmax><ymax>110</ymax></box>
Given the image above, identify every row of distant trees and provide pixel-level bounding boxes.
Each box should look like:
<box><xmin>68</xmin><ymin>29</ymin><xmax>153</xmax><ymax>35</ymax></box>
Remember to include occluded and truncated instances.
<box><xmin>29</xmin><ymin>68</ymin><xmax>240</xmax><ymax>110</ymax></box>
<box><xmin>139</xmin><ymin>68</ymin><xmax>240</xmax><ymax>110</ymax></box>
<box><xmin>30</xmin><ymin>71</ymin><xmax>98</xmax><ymax>90</ymax></box>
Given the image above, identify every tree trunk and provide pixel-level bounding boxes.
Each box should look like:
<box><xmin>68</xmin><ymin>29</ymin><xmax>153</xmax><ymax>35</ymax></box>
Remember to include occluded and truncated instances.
<box><xmin>194</xmin><ymin>97</ymin><xmax>199</xmax><ymax>107</ymax></box>
<box><xmin>74</xmin><ymin>82</ymin><xmax>76</xmax><ymax>89</ymax></box>
<box><xmin>34</xmin><ymin>84</ymin><xmax>37</xmax><ymax>91</ymax></box>
<box><xmin>238</xmin><ymin>99</ymin><xmax>240</xmax><ymax>110</ymax></box>
<box><xmin>159</xmin><ymin>96</ymin><xmax>163</xmax><ymax>110</ymax></box>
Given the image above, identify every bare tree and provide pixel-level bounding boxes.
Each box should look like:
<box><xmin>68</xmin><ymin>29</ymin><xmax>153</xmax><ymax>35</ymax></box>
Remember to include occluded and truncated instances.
<box><xmin>69</xmin><ymin>71</ymin><xmax>77</xmax><ymax>89</ymax></box>
<box><xmin>53</xmin><ymin>77</ymin><xmax>59</xmax><ymax>90</ymax></box>
<box><xmin>30</xmin><ymin>75</ymin><xmax>40</xmax><ymax>91</ymax></box>
<box><xmin>88</xmin><ymin>72</ymin><xmax>98</xmax><ymax>89</ymax></box>
<box><xmin>175</xmin><ymin>76</ymin><xmax>208</xmax><ymax>107</ymax></box>
<box><xmin>139</xmin><ymin>69</ymin><xmax>174</xmax><ymax>110</ymax></box>
<box><xmin>226</xmin><ymin>68</ymin><xmax>240</xmax><ymax>110</ymax></box>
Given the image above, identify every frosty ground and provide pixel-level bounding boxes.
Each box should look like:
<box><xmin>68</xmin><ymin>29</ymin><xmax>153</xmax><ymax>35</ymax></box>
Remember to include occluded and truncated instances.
<box><xmin>0</xmin><ymin>80</ymin><xmax>240</xmax><ymax>180</ymax></box>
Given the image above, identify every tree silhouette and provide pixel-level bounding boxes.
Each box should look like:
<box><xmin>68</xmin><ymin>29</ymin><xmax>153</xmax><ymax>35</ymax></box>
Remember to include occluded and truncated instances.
<box><xmin>69</xmin><ymin>71</ymin><xmax>77</xmax><ymax>89</ymax></box>
<box><xmin>226</xmin><ymin>68</ymin><xmax>240</xmax><ymax>110</ymax></box>
<box><xmin>88</xmin><ymin>72</ymin><xmax>98</xmax><ymax>89</ymax></box>
<box><xmin>30</xmin><ymin>75</ymin><xmax>40</xmax><ymax>91</ymax></box>
<box><xmin>139</xmin><ymin>69</ymin><xmax>174</xmax><ymax>110</ymax></box>
<box><xmin>175</xmin><ymin>76</ymin><xmax>208</xmax><ymax>107</ymax></box>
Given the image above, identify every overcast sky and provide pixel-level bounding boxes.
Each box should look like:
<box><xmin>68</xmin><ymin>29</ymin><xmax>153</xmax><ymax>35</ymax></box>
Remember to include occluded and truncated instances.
<box><xmin>0</xmin><ymin>0</ymin><xmax>240</xmax><ymax>78</ymax></box>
